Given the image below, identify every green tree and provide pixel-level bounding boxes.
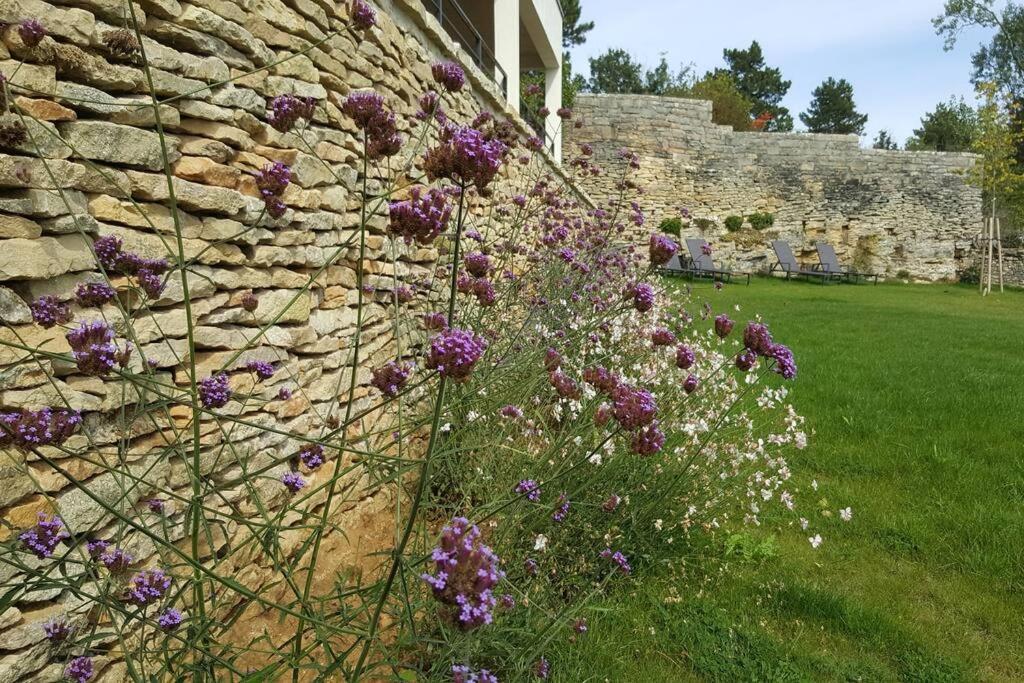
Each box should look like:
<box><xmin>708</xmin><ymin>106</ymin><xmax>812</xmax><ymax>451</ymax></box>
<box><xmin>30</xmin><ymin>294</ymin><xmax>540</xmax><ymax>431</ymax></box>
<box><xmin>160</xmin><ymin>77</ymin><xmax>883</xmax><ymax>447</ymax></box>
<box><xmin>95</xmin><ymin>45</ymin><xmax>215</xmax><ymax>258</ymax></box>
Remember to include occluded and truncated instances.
<box><xmin>586</xmin><ymin>48</ymin><xmax>645</xmax><ymax>94</ymax></box>
<box><xmin>935</xmin><ymin>1</ymin><xmax>1024</xmax><ymax>98</ymax></box>
<box><xmin>713</xmin><ymin>41</ymin><xmax>793</xmax><ymax>131</ymax></box>
<box><xmin>968</xmin><ymin>82</ymin><xmax>1024</xmax><ymax>218</ymax></box>
<box><xmin>686</xmin><ymin>73</ymin><xmax>755</xmax><ymax>131</ymax></box>
<box><xmin>873</xmin><ymin>129</ymin><xmax>900</xmax><ymax>149</ymax></box>
<box><xmin>800</xmin><ymin>77</ymin><xmax>868</xmax><ymax>134</ymax></box>
<box><xmin>561</xmin><ymin>0</ymin><xmax>594</xmax><ymax>49</ymax></box>
<box><xmin>906</xmin><ymin>98</ymin><xmax>979</xmax><ymax>151</ymax></box>
<box><xmin>644</xmin><ymin>55</ymin><xmax>694</xmax><ymax>96</ymax></box>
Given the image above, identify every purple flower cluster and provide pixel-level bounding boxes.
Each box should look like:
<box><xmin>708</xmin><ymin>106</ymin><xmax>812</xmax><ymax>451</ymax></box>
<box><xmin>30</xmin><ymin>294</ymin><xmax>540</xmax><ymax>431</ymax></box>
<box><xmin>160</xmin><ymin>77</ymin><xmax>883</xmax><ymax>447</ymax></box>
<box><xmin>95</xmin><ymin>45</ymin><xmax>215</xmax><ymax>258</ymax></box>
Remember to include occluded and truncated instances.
<box><xmin>422</xmin><ymin>517</ymin><xmax>504</xmax><ymax>630</ymax></box>
<box><xmin>549</xmin><ymin>369</ymin><xmax>581</xmax><ymax>400</ymax></box>
<box><xmin>267</xmin><ymin>94</ymin><xmax>317</xmax><ymax>133</ymax></box>
<box><xmin>18</xmin><ymin>513</ymin><xmax>68</xmax><ymax>558</ymax></box>
<box><xmin>423</xmin><ymin>124</ymin><xmax>506</xmax><ymax>190</ymax></box>
<box><xmin>74</xmin><ymin>282</ymin><xmax>116</xmax><ymax>308</ymax></box>
<box><xmin>254</xmin><ymin>161</ymin><xmax>291</xmax><ymax>219</ymax></box>
<box><xmin>742</xmin><ymin>322</ymin><xmax>774</xmax><ymax>355</ymax></box>
<box><xmin>64</xmin><ymin>656</ymin><xmax>93</xmax><ymax>683</ymax></box>
<box><xmin>66</xmin><ymin>321</ymin><xmax>121</xmax><ymax>376</ymax></box>
<box><xmin>30</xmin><ymin>296</ymin><xmax>73</xmax><ymax>328</ymax></box>
<box><xmin>649</xmin><ymin>234</ymin><xmax>679</xmax><ymax>266</ymax></box>
<box><xmin>602</xmin><ymin>494</ymin><xmax>621</xmax><ymax>512</ymax></box>
<box><xmin>629</xmin><ymin>283</ymin><xmax>655</xmax><ymax>313</ymax></box>
<box><xmin>714</xmin><ymin>314</ymin><xmax>734</xmax><ymax>338</ymax></box>
<box><xmin>281</xmin><ymin>471</ymin><xmax>306</xmax><ymax>493</ymax></box>
<box><xmin>736</xmin><ymin>348</ymin><xmax>758</xmax><ymax>371</ymax></box>
<box><xmin>0</xmin><ymin>408</ymin><xmax>81</xmax><ymax>451</ymax></box>
<box><xmin>245</xmin><ymin>360</ymin><xmax>275</xmax><ymax>380</ymax></box>
<box><xmin>611</xmin><ymin>384</ymin><xmax>657</xmax><ymax>431</ymax></box>
<box><xmin>91</xmin><ymin>235</ymin><xmax>169</xmax><ymax>298</ymax></box>
<box><xmin>452</xmin><ymin>665</ymin><xmax>498</xmax><ymax>683</ymax></box>
<box><xmin>158</xmin><ymin>608</ymin><xmax>183</xmax><ymax>630</ymax></box>
<box><xmin>675</xmin><ymin>344</ymin><xmax>695</xmax><ymax>370</ymax></box>
<box><xmin>573</xmin><ymin>618</ymin><xmax>588</xmax><ymax>634</ymax></box>
<box><xmin>464</xmin><ymin>251</ymin><xmax>491</xmax><ymax>278</ymax></box>
<box><xmin>342</xmin><ymin>91</ymin><xmax>401</xmax><ymax>159</ymax></box>
<box><xmin>426</xmin><ymin>328</ymin><xmax>487</xmax><ymax>383</ymax></box>
<box><xmin>240</xmin><ymin>291</ymin><xmax>259</xmax><ymax>312</ymax></box>
<box><xmin>768</xmin><ymin>343</ymin><xmax>797</xmax><ymax>380</ymax></box>
<box><xmin>515</xmin><ymin>479</ymin><xmax>541</xmax><ymax>502</ymax></box>
<box><xmin>552</xmin><ymin>493</ymin><xmax>570</xmax><ymax>522</ymax></box>
<box><xmin>533</xmin><ymin>657</ymin><xmax>550</xmax><ymax>679</ymax></box>
<box><xmin>388</xmin><ymin>187</ymin><xmax>452</xmax><ymax>245</ymax></box>
<box><xmin>500</xmin><ymin>404</ymin><xmax>523</xmax><ymax>419</ymax></box>
<box><xmin>583</xmin><ymin>366</ymin><xmax>619</xmax><ymax>395</ymax></box>
<box><xmin>99</xmin><ymin>547</ymin><xmax>134</xmax><ymax>573</ymax></box>
<box><xmin>18</xmin><ymin>19</ymin><xmax>46</xmax><ymax>48</ymax></box>
<box><xmin>432</xmin><ymin>61</ymin><xmax>466</xmax><ymax>92</ymax></box>
<box><xmin>198</xmin><ymin>373</ymin><xmax>231</xmax><ymax>409</ymax></box>
<box><xmin>424</xmin><ymin>312</ymin><xmax>448</xmax><ymax>331</ymax></box>
<box><xmin>370</xmin><ymin>360</ymin><xmax>412</xmax><ymax>397</ymax></box>
<box><xmin>43</xmin><ymin>617</ymin><xmax>73</xmax><ymax>643</ymax></box>
<box><xmin>651</xmin><ymin>327</ymin><xmax>676</xmax><ymax>346</ymax></box>
<box><xmin>600</xmin><ymin>548</ymin><xmax>631</xmax><ymax>575</ymax></box>
<box><xmin>630</xmin><ymin>421</ymin><xmax>666</xmax><ymax>456</ymax></box>
<box><xmin>394</xmin><ymin>284</ymin><xmax>415</xmax><ymax>303</ymax></box>
<box><xmin>683</xmin><ymin>374</ymin><xmax>699</xmax><ymax>394</ymax></box>
<box><xmin>298</xmin><ymin>443</ymin><xmax>325</xmax><ymax>470</ymax></box>
<box><xmin>126</xmin><ymin>568</ymin><xmax>171</xmax><ymax>606</ymax></box>
<box><xmin>350</xmin><ymin>0</ymin><xmax>377</xmax><ymax>30</ymax></box>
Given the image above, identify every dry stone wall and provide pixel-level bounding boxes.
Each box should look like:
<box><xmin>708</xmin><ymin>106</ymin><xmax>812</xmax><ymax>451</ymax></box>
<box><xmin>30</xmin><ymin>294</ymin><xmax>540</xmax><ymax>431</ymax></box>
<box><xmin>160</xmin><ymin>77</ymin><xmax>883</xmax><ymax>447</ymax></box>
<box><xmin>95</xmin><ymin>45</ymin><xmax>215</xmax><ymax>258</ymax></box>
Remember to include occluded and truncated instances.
<box><xmin>0</xmin><ymin>0</ymin><xmax>571</xmax><ymax>678</ymax></box>
<box><xmin>566</xmin><ymin>94</ymin><xmax>982</xmax><ymax>281</ymax></box>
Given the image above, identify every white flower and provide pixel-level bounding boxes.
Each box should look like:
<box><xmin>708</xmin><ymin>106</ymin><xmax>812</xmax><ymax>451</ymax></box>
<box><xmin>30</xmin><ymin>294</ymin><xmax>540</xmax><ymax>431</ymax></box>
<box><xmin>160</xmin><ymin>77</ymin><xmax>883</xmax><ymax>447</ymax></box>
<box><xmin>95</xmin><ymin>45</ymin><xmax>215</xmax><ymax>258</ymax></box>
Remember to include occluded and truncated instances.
<box><xmin>808</xmin><ymin>534</ymin><xmax>823</xmax><ymax>549</ymax></box>
<box><xmin>654</xmin><ymin>519</ymin><xmax>663</xmax><ymax>531</ymax></box>
<box><xmin>533</xmin><ymin>534</ymin><xmax>548</xmax><ymax>551</ymax></box>
<box><xmin>440</xmin><ymin>423</ymin><xmax>452</xmax><ymax>433</ymax></box>
<box><xmin>799</xmin><ymin>517</ymin><xmax>809</xmax><ymax>530</ymax></box>
<box><xmin>466</xmin><ymin>410</ymin><xmax>479</xmax><ymax>422</ymax></box>
<box><xmin>839</xmin><ymin>507</ymin><xmax>853</xmax><ymax>522</ymax></box>
<box><xmin>588</xmin><ymin>452</ymin><xmax>603</xmax><ymax>465</ymax></box>
<box><xmin>811</xmin><ymin>479</ymin><xmax>818</xmax><ymax>491</ymax></box>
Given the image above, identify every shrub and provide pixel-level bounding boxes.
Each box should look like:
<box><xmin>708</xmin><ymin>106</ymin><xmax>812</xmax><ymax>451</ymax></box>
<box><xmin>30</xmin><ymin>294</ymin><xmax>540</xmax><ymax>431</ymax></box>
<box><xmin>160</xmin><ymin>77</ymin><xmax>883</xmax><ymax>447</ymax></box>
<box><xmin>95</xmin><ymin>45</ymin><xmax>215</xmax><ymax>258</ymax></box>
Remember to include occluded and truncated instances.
<box><xmin>748</xmin><ymin>212</ymin><xmax>775</xmax><ymax>230</ymax></box>
<box><xmin>659</xmin><ymin>216</ymin><xmax>683</xmax><ymax>236</ymax></box>
<box><xmin>0</xmin><ymin>16</ymin><xmax>823</xmax><ymax>683</ymax></box>
<box><xmin>724</xmin><ymin>215</ymin><xmax>745</xmax><ymax>232</ymax></box>
<box><xmin>694</xmin><ymin>217</ymin><xmax>717</xmax><ymax>231</ymax></box>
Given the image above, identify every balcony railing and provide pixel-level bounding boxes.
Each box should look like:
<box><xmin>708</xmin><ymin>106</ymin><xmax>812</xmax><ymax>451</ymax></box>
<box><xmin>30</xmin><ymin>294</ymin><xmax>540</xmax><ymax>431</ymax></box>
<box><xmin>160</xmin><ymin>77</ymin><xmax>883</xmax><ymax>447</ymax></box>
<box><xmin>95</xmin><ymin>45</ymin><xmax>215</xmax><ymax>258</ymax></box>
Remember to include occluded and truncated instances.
<box><xmin>424</xmin><ymin>0</ymin><xmax>508</xmax><ymax>100</ymax></box>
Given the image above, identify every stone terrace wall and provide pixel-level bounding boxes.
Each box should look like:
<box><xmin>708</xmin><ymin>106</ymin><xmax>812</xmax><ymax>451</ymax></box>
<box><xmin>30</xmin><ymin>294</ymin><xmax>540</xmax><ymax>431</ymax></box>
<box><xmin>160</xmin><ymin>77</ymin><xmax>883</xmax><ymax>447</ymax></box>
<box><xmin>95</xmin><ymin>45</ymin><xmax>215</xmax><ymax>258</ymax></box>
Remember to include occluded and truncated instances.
<box><xmin>0</xmin><ymin>0</ymin><xmax>572</xmax><ymax>678</ymax></box>
<box><xmin>566</xmin><ymin>94</ymin><xmax>982</xmax><ymax>281</ymax></box>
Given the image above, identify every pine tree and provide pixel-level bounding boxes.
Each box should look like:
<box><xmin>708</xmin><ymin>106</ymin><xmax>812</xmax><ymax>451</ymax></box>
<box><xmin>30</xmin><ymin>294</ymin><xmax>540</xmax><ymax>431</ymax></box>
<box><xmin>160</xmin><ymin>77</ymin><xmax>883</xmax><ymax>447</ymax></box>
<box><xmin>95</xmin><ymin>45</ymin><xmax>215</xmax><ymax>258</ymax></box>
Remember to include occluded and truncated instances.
<box><xmin>800</xmin><ymin>78</ymin><xmax>868</xmax><ymax>134</ymax></box>
<box><xmin>713</xmin><ymin>41</ymin><xmax>793</xmax><ymax>131</ymax></box>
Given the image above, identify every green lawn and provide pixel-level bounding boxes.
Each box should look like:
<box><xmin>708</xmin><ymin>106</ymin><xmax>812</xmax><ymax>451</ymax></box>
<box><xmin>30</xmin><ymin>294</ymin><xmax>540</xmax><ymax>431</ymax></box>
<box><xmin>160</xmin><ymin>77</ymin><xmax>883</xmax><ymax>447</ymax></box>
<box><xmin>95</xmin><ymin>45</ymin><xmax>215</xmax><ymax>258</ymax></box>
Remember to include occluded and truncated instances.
<box><xmin>550</xmin><ymin>278</ymin><xmax>1024</xmax><ymax>682</ymax></box>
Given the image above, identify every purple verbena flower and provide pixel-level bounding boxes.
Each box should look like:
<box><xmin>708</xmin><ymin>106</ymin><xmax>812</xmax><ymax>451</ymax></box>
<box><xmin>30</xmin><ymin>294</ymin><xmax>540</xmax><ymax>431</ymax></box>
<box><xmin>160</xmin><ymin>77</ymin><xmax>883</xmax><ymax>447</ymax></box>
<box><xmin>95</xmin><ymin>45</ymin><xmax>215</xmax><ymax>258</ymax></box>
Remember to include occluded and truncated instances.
<box><xmin>0</xmin><ymin>408</ymin><xmax>82</xmax><ymax>452</ymax></box>
<box><xmin>600</xmin><ymin>548</ymin><xmax>631</xmax><ymax>574</ymax></box>
<box><xmin>515</xmin><ymin>479</ymin><xmax>541</xmax><ymax>502</ymax></box>
<box><xmin>630</xmin><ymin>283</ymin><xmax>655</xmax><ymax>313</ymax></box>
<box><xmin>675</xmin><ymin>344</ymin><xmax>695</xmax><ymax>370</ymax></box>
<box><xmin>426</xmin><ymin>328</ymin><xmax>487</xmax><ymax>383</ymax></box>
<box><xmin>768</xmin><ymin>343</ymin><xmax>797</xmax><ymax>380</ymax></box>
<box><xmin>743</xmin><ymin>322</ymin><xmax>774</xmax><ymax>355</ymax></box>
<box><xmin>602</xmin><ymin>494</ymin><xmax>621</xmax><ymax>512</ymax></box>
<box><xmin>714</xmin><ymin>314</ymin><xmax>734</xmax><ymax>338</ymax></box>
<box><xmin>157</xmin><ymin>608</ymin><xmax>183</xmax><ymax>630</ymax></box>
<box><xmin>350</xmin><ymin>0</ymin><xmax>377</xmax><ymax>30</ymax></box>
<box><xmin>464</xmin><ymin>251</ymin><xmax>491</xmax><ymax>278</ymax></box>
<box><xmin>432</xmin><ymin>61</ymin><xmax>466</xmax><ymax>92</ymax></box>
<box><xmin>683</xmin><ymin>374</ymin><xmax>699</xmax><ymax>394</ymax></box>
<box><xmin>64</xmin><ymin>656</ymin><xmax>93</xmax><ymax>683</ymax></box>
<box><xmin>240</xmin><ymin>291</ymin><xmax>259</xmax><ymax>312</ymax></box>
<box><xmin>423</xmin><ymin>124</ymin><xmax>506</xmax><ymax>190</ymax></box>
<box><xmin>630</xmin><ymin>421</ymin><xmax>666</xmax><ymax>456</ymax></box>
<box><xmin>277</xmin><ymin>386</ymin><xmax>293</xmax><ymax>400</ymax></box>
<box><xmin>649</xmin><ymin>234</ymin><xmax>679</xmax><ymax>266</ymax></box>
<box><xmin>651</xmin><ymin>327</ymin><xmax>676</xmax><ymax>347</ymax></box>
<box><xmin>43</xmin><ymin>617</ymin><xmax>73</xmax><ymax>644</ymax></box>
<box><xmin>65</xmin><ymin>321</ymin><xmax>118</xmax><ymax>376</ymax></box>
<box><xmin>281</xmin><ymin>471</ymin><xmax>306</xmax><ymax>493</ymax></box>
<box><xmin>198</xmin><ymin>373</ymin><xmax>231</xmax><ymax>409</ymax></box>
<box><xmin>736</xmin><ymin>348</ymin><xmax>758</xmax><ymax>372</ymax></box>
<box><xmin>74</xmin><ymin>282</ymin><xmax>116</xmax><ymax>308</ymax></box>
<box><xmin>267</xmin><ymin>94</ymin><xmax>317</xmax><ymax>133</ymax></box>
<box><xmin>245</xmin><ymin>360</ymin><xmax>275</xmax><ymax>381</ymax></box>
<box><xmin>388</xmin><ymin>187</ymin><xmax>452</xmax><ymax>245</ymax></box>
<box><xmin>422</xmin><ymin>517</ymin><xmax>504</xmax><ymax>630</ymax></box>
<box><xmin>500</xmin><ymin>404</ymin><xmax>523</xmax><ymax>419</ymax></box>
<box><xmin>552</xmin><ymin>493</ymin><xmax>570</xmax><ymax>522</ymax></box>
<box><xmin>30</xmin><ymin>296</ymin><xmax>72</xmax><ymax>328</ymax></box>
<box><xmin>126</xmin><ymin>568</ymin><xmax>170</xmax><ymax>606</ymax></box>
<box><xmin>573</xmin><ymin>617</ymin><xmax>588</xmax><ymax>634</ymax></box>
<box><xmin>18</xmin><ymin>19</ymin><xmax>46</xmax><ymax>48</ymax></box>
<box><xmin>423</xmin><ymin>312</ymin><xmax>448</xmax><ymax>331</ymax></box>
<box><xmin>99</xmin><ymin>547</ymin><xmax>134</xmax><ymax>573</ymax></box>
<box><xmin>370</xmin><ymin>360</ymin><xmax>412</xmax><ymax>397</ymax></box>
<box><xmin>611</xmin><ymin>384</ymin><xmax>657</xmax><ymax>431</ymax></box>
<box><xmin>298</xmin><ymin>443</ymin><xmax>325</xmax><ymax>471</ymax></box>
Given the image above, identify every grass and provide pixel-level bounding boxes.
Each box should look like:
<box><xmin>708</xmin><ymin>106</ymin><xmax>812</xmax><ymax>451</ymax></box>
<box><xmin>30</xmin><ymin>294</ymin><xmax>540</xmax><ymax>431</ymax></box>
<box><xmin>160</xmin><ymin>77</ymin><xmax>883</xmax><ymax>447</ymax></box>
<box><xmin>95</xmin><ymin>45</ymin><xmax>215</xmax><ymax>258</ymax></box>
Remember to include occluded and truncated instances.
<box><xmin>548</xmin><ymin>278</ymin><xmax>1024</xmax><ymax>682</ymax></box>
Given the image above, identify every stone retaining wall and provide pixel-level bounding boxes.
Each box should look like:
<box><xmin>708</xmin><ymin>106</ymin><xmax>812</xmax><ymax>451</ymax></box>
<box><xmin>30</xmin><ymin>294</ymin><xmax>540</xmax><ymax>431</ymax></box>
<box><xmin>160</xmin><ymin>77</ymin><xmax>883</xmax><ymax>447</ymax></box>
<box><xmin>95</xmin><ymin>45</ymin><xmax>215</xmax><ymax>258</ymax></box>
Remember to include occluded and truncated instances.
<box><xmin>0</xmin><ymin>0</ymin><xmax>571</xmax><ymax>678</ymax></box>
<box><xmin>565</xmin><ymin>94</ymin><xmax>983</xmax><ymax>281</ymax></box>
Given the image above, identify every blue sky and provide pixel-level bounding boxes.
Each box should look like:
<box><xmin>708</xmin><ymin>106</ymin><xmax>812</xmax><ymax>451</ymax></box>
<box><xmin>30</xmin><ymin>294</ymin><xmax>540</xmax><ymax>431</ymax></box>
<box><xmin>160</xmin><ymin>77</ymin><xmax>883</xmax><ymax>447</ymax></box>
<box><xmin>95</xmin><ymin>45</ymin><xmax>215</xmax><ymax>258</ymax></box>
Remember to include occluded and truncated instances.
<box><xmin>568</xmin><ymin>0</ymin><xmax>992</xmax><ymax>144</ymax></box>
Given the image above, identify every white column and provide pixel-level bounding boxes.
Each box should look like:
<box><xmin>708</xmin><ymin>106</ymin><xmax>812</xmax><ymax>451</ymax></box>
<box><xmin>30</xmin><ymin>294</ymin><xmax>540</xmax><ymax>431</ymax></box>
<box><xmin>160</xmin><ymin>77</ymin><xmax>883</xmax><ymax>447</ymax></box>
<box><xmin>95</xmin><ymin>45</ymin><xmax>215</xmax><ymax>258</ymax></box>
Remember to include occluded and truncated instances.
<box><xmin>493</xmin><ymin>0</ymin><xmax>519</xmax><ymax>111</ymax></box>
<box><xmin>545</xmin><ymin>58</ymin><xmax>562</xmax><ymax>162</ymax></box>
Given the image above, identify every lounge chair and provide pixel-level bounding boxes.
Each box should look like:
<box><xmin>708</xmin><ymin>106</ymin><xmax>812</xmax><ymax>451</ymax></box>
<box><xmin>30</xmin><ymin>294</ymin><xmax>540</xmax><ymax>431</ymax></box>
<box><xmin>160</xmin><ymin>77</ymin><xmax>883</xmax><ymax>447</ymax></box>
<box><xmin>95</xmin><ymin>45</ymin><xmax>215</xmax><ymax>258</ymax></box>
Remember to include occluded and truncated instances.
<box><xmin>684</xmin><ymin>239</ymin><xmax>750</xmax><ymax>285</ymax></box>
<box><xmin>814</xmin><ymin>242</ymin><xmax>880</xmax><ymax>284</ymax></box>
<box><xmin>770</xmin><ymin>240</ymin><xmax>837</xmax><ymax>284</ymax></box>
<box><xmin>659</xmin><ymin>252</ymin><xmax>691</xmax><ymax>277</ymax></box>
